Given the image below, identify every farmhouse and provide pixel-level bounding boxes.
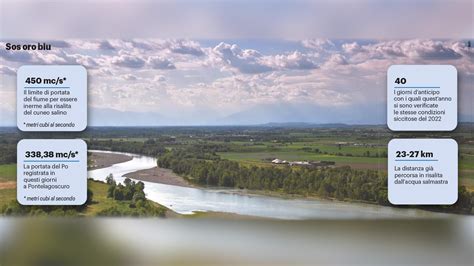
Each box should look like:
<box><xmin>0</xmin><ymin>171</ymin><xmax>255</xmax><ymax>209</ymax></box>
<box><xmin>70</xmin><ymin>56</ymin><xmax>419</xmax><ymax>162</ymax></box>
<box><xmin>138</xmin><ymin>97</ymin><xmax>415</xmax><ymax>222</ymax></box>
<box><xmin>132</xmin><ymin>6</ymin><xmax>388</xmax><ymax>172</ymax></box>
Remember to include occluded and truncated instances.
<box><xmin>289</xmin><ymin>161</ymin><xmax>310</xmax><ymax>166</ymax></box>
<box><xmin>271</xmin><ymin>158</ymin><xmax>287</xmax><ymax>164</ymax></box>
<box><xmin>271</xmin><ymin>158</ymin><xmax>335</xmax><ymax>168</ymax></box>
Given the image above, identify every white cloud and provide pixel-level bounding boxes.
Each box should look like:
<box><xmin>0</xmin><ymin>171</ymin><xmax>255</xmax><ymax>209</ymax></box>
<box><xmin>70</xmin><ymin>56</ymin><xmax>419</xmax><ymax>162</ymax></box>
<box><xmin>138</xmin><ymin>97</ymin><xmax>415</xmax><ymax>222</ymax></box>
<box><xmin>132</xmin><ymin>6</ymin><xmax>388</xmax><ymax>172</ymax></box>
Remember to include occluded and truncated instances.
<box><xmin>210</xmin><ymin>42</ymin><xmax>272</xmax><ymax>74</ymax></box>
<box><xmin>322</xmin><ymin>54</ymin><xmax>348</xmax><ymax>67</ymax></box>
<box><xmin>167</xmin><ymin>39</ymin><xmax>204</xmax><ymax>56</ymax></box>
<box><xmin>99</xmin><ymin>40</ymin><xmax>116</xmax><ymax>50</ymax></box>
<box><xmin>0</xmin><ymin>65</ymin><xmax>16</xmax><ymax>75</ymax></box>
<box><xmin>264</xmin><ymin>51</ymin><xmax>318</xmax><ymax>70</ymax></box>
<box><xmin>0</xmin><ymin>38</ymin><xmax>472</xmax><ymax>125</ymax></box>
<box><xmin>111</xmin><ymin>54</ymin><xmax>146</xmax><ymax>68</ymax></box>
<box><xmin>153</xmin><ymin>75</ymin><xmax>166</xmax><ymax>82</ymax></box>
<box><xmin>148</xmin><ymin>56</ymin><xmax>176</xmax><ymax>70</ymax></box>
<box><xmin>121</xmin><ymin>74</ymin><xmax>139</xmax><ymax>81</ymax></box>
<box><xmin>0</xmin><ymin>48</ymin><xmax>35</xmax><ymax>63</ymax></box>
<box><xmin>342</xmin><ymin>42</ymin><xmax>362</xmax><ymax>54</ymax></box>
<box><xmin>210</xmin><ymin>42</ymin><xmax>319</xmax><ymax>74</ymax></box>
<box><xmin>302</xmin><ymin>39</ymin><xmax>335</xmax><ymax>51</ymax></box>
<box><xmin>342</xmin><ymin>40</ymin><xmax>466</xmax><ymax>62</ymax></box>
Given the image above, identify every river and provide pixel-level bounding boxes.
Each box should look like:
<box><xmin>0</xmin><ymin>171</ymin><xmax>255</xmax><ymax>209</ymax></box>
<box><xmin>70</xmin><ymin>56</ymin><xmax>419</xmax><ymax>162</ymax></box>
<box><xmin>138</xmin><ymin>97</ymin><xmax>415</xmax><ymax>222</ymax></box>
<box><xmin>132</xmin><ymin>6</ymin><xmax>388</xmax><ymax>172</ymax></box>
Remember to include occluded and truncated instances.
<box><xmin>87</xmin><ymin>150</ymin><xmax>451</xmax><ymax>219</ymax></box>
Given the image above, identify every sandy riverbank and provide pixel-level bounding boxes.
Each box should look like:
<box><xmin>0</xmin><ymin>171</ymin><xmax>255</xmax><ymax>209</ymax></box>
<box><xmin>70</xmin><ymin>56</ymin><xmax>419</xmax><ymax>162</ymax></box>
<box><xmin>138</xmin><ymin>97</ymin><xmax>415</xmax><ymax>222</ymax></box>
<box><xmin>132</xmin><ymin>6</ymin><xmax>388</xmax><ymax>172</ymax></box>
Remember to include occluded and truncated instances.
<box><xmin>89</xmin><ymin>150</ymin><xmax>193</xmax><ymax>188</ymax></box>
<box><xmin>88</xmin><ymin>151</ymin><xmax>133</xmax><ymax>170</ymax></box>
<box><xmin>125</xmin><ymin>167</ymin><xmax>194</xmax><ymax>188</ymax></box>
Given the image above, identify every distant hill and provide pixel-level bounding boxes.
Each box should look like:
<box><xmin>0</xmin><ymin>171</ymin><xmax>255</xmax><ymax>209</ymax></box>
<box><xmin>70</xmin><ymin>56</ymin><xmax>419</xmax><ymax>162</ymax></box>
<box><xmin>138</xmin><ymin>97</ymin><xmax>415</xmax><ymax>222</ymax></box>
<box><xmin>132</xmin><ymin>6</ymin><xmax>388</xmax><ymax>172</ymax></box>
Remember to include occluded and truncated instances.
<box><xmin>1</xmin><ymin>102</ymin><xmax>471</xmax><ymax>127</ymax></box>
<box><xmin>258</xmin><ymin>122</ymin><xmax>351</xmax><ymax>128</ymax></box>
<box><xmin>215</xmin><ymin>102</ymin><xmax>386</xmax><ymax>125</ymax></box>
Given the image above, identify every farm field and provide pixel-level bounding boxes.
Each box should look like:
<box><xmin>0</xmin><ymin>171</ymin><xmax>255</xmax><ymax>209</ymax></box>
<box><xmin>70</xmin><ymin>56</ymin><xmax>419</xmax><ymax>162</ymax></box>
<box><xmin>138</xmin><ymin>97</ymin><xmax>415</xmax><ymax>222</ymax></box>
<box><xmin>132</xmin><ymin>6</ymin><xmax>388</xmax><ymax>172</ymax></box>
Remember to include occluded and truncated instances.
<box><xmin>213</xmin><ymin>136</ymin><xmax>474</xmax><ymax>183</ymax></box>
<box><xmin>1</xmin><ymin>124</ymin><xmax>473</xmax><ymax>214</ymax></box>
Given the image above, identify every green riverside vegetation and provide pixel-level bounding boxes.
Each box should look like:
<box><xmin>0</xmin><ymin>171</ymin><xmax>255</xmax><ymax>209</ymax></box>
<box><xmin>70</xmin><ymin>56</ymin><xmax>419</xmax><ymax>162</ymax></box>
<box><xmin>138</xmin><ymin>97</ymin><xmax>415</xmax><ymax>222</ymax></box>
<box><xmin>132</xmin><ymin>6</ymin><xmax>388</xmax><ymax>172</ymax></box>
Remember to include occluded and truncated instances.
<box><xmin>1</xmin><ymin>125</ymin><xmax>473</xmax><ymax>215</ymax></box>
<box><xmin>0</xmin><ymin>178</ymin><xmax>167</xmax><ymax>217</ymax></box>
<box><xmin>157</xmin><ymin>147</ymin><xmax>473</xmax><ymax>214</ymax></box>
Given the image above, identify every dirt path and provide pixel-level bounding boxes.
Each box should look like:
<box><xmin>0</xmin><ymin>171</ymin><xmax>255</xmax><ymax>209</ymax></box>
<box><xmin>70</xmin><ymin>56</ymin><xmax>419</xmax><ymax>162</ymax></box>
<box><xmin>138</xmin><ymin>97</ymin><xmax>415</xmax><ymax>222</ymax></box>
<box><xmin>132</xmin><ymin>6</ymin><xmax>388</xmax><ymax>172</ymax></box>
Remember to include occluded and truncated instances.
<box><xmin>0</xmin><ymin>181</ymin><xmax>16</xmax><ymax>190</ymax></box>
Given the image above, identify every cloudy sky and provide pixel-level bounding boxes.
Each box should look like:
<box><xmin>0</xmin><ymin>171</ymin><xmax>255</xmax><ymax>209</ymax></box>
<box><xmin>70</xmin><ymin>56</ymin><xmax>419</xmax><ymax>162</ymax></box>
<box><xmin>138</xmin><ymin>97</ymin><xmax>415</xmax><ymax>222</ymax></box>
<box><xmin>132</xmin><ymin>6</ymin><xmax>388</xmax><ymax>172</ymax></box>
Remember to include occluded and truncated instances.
<box><xmin>0</xmin><ymin>1</ymin><xmax>472</xmax><ymax>126</ymax></box>
<box><xmin>1</xmin><ymin>38</ymin><xmax>472</xmax><ymax>125</ymax></box>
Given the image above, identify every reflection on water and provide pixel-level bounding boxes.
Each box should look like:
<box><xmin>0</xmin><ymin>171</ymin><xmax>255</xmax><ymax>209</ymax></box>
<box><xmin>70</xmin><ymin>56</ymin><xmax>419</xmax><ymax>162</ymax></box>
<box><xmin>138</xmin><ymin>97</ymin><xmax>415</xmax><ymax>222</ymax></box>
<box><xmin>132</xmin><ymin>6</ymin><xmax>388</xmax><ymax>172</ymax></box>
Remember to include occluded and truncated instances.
<box><xmin>88</xmin><ymin>150</ymin><xmax>449</xmax><ymax>219</ymax></box>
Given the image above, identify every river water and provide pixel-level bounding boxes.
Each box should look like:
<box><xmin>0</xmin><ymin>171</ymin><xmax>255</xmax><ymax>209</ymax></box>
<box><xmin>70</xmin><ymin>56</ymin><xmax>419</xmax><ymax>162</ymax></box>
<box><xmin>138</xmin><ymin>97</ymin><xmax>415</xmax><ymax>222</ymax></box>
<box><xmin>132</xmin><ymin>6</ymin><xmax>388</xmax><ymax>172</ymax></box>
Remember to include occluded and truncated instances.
<box><xmin>87</xmin><ymin>150</ymin><xmax>450</xmax><ymax>219</ymax></box>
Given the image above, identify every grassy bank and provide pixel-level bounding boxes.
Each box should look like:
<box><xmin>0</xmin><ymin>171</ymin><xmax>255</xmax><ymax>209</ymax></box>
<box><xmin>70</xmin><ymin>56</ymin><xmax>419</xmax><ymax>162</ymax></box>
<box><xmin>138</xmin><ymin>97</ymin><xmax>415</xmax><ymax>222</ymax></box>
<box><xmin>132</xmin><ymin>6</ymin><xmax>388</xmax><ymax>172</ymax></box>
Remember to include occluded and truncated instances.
<box><xmin>0</xmin><ymin>164</ymin><xmax>16</xmax><ymax>182</ymax></box>
<box><xmin>0</xmin><ymin>164</ymin><xmax>170</xmax><ymax>217</ymax></box>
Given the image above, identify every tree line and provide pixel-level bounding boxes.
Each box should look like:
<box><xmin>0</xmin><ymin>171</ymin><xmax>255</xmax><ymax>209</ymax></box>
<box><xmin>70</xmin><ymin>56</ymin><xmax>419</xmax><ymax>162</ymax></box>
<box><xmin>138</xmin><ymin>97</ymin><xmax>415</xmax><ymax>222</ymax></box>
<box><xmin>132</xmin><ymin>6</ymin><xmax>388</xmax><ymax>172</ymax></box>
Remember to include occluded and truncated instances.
<box><xmin>0</xmin><ymin>178</ymin><xmax>167</xmax><ymax>217</ymax></box>
<box><xmin>98</xmin><ymin>175</ymin><xmax>166</xmax><ymax>217</ymax></box>
<box><xmin>158</xmin><ymin>149</ymin><xmax>474</xmax><ymax>214</ymax></box>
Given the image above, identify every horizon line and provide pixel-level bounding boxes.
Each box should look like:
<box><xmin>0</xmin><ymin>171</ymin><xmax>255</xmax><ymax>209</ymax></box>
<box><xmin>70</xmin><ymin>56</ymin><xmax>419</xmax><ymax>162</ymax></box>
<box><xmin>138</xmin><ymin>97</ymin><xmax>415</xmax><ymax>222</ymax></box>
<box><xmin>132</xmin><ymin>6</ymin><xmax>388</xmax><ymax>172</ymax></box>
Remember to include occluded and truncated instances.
<box><xmin>1</xmin><ymin>122</ymin><xmax>474</xmax><ymax>129</ymax></box>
